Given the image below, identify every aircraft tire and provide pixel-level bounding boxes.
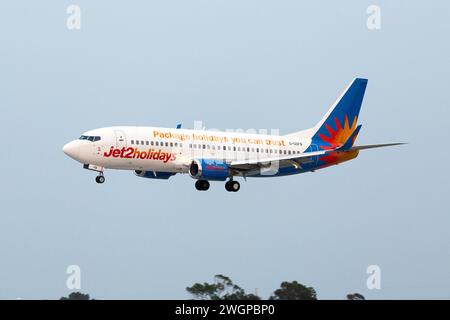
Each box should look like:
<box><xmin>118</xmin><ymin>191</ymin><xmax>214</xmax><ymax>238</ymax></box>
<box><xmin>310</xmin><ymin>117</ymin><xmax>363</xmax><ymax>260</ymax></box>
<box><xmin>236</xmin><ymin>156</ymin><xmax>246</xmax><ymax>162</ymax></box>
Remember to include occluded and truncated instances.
<box><xmin>195</xmin><ymin>180</ymin><xmax>209</xmax><ymax>191</ymax></box>
<box><xmin>225</xmin><ymin>180</ymin><xmax>240</xmax><ymax>192</ymax></box>
<box><xmin>96</xmin><ymin>176</ymin><xmax>105</xmax><ymax>184</ymax></box>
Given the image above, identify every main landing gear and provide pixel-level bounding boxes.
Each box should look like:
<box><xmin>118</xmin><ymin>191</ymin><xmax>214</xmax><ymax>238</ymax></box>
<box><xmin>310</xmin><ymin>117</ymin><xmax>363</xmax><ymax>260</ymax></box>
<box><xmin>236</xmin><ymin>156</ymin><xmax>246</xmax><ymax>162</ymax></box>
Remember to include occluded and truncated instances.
<box><xmin>195</xmin><ymin>179</ymin><xmax>210</xmax><ymax>191</ymax></box>
<box><xmin>95</xmin><ymin>173</ymin><xmax>105</xmax><ymax>184</ymax></box>
<box><xmin>225</xmin><ymin>179</ymin><xmax>240</xmax><ymax>192</ymax></box>
<box><xmin>194</xmin><ymin>179</ymin><xmax>240</xmax><ymax>192</ymax></box>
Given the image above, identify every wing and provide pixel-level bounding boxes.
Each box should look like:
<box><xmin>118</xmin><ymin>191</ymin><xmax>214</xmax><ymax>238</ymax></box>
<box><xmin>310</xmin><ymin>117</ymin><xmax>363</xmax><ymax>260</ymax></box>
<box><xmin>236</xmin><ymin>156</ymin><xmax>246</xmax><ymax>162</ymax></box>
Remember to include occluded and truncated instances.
<box><xmin>228</xmin><ymin>143</ymin><xmax>406</xmax><ymax>176</ymax></box>
<box><xmin>228</xmin><ymin>150</ymin><xmax>330</xmax><ymax>174</ymax></box>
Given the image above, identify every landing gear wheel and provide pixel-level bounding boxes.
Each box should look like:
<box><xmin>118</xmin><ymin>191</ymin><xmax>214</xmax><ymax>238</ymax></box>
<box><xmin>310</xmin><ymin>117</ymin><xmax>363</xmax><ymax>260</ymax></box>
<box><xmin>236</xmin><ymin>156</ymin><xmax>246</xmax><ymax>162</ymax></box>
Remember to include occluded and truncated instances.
<box><xmin>225</xmin><ymin>180</ymin><xmax>240</xmax><ymax>192</ymax></box>
<box><xmin>195</xmin><ymin>180</ymin><xmax>210</xmax><ymax>191</ymax></box>
<box><xmin>95</xmin><ymin>175</ymin><xmax>105</xmax><ymax>184</ymax></box>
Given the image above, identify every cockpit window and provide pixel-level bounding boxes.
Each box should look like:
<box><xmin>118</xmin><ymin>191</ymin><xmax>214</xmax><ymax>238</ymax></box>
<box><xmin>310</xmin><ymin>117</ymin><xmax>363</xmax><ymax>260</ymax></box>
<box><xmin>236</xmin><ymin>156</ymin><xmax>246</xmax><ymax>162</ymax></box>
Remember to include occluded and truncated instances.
<box><xmin>79</xmin><ymin>135</ymin><xmax>101</xmax><ymax>142</ymax></box>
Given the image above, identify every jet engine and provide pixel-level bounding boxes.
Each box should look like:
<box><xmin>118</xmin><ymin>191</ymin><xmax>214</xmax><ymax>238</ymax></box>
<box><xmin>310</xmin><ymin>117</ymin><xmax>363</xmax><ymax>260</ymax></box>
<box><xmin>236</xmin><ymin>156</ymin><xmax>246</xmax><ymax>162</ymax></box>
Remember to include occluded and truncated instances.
<box><xmin>189</xmin><ymin>159</ymin><xmax>230</xmax><ymax>181</ymax></box>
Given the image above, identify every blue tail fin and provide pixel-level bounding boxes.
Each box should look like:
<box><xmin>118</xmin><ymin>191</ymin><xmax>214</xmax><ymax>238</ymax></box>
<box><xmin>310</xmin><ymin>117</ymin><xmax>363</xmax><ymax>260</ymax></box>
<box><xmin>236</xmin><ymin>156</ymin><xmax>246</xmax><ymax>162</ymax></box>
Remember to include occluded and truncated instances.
<box><xmin>311</xmin><ymin>78</ymin><xmax>368</xmax><ymax>149</ymax></box>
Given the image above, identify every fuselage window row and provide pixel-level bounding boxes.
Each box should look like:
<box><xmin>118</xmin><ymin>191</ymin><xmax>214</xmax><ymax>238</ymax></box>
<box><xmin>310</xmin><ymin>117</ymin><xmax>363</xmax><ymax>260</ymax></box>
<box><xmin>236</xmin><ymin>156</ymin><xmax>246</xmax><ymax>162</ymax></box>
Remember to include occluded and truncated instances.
<box><xmin>128</xmin><ymin>139</ymin><xmax>301</xmax><ymax>155</ymax></box>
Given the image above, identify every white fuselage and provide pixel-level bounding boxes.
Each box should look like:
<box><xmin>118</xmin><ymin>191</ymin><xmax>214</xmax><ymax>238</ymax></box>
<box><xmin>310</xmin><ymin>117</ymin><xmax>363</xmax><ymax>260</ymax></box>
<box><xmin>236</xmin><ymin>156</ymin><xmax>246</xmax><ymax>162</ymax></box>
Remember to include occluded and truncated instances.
<box><xmin>63</xmin><ymin>126</ymin><xmax>311</xmax><ymax>174</ymax></box>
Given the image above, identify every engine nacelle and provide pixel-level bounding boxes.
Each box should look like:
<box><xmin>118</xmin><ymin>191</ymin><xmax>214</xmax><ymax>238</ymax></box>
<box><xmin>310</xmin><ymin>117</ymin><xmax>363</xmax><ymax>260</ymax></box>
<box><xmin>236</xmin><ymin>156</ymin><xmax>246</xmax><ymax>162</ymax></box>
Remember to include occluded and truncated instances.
<box><xmin>189</xmin><ymin>159</ymin><xmax>230</xmax><ymax>181</ymax></box>
<box><xmin>134</xmin><ymin>170</ymin><xmax>176</xmax><ymax>180</ymax></box>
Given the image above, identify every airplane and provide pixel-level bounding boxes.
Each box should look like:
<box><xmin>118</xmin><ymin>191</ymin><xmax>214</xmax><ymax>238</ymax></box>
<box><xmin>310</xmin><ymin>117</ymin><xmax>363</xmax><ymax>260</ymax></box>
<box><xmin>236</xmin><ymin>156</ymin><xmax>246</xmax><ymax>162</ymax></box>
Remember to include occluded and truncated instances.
<box><xmin>62</xmin><ymin>78</ymin><xmax>404</xmax><ymax>192</ymax></box>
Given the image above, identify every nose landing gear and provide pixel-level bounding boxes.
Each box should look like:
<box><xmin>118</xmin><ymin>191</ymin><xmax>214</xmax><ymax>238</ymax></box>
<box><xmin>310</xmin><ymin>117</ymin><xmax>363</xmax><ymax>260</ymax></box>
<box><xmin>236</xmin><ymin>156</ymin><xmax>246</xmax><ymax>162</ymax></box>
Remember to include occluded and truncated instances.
<box><xmin>95</xmin><ymin>173</ymin><xmax>105</xmax><ymax>184</ymax></box>
<box><xmin>83</xmin><ymin>164</ymin><xmax>105</xmax><ymax>184</ymax></box>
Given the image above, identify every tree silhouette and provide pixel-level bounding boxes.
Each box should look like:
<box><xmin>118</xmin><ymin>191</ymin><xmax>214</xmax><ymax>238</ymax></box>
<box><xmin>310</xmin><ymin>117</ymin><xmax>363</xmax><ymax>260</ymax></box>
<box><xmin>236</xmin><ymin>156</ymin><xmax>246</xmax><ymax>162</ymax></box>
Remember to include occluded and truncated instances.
<box><xmin>186</xmin><ymin>274</ymin><xmax>260</xmax><ymax>300</ymax></box>
<box><xmin>60</xmin><ymin>292</ymin><xmax>91</xmax><ymax>300</ymax></box>
<box><xmin>269</xmin><ymin>281</ymin><xmax>317</xmax><ymax>300</ymax></box>
<box><xmin>346</xmin><ymin>293</ymin><xmax>365</xmax><ymax>300</ymax></box>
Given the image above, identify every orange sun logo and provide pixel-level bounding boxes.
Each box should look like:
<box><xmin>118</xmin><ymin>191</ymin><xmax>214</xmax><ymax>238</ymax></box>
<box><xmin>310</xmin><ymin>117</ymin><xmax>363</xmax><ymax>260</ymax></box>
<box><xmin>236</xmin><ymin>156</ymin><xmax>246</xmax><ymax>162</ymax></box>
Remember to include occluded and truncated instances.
<box><xmin>318</xmin><ymin>115</ymin><xmax>358</xmax><ymax>150</ymax></box>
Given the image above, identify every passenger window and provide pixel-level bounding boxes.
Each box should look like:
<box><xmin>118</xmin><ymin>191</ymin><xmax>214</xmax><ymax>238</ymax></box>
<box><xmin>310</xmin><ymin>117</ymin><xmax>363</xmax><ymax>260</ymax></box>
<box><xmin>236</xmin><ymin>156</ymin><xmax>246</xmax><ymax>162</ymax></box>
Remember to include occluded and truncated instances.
<box><xmin>146</xmin><ymin>141</ymin><xmax>149</xmax><ymax>145</ymax></box>
<box><xmin>203</xmin><ymin>145</ymin><xmax>206</xmax><ymax>149</ymax></box>
<box><xmin>256</xmin><ymin>148</ymin><xmax>259</xmax><ymax>152</ymax></box>
<box><xmin>165</xmin><ymin>142</ymin><xmax>169</xmax><ymax>147</ymax></box>
<box><xmin>233</xmin><ymin>146</ymin><xmax>236</xmax><ymax>151</ymax></box>
<box><xmin>223</xmin><ymin>146</ymin><xmax>226</xmax><ymax>150</ymax></box>
<box><xmin>155</xmin><ymin>141</ymin><xmax>159</xmax><ymax>146</ymax></box>
<box><xmin>170</xmin><ymin>142</ymin><xmax>173</xmax><ymax>147</ymax></box>
<box><xmin>151</xmin><ymin>141</ymin><xmax>154</xmax><ymax>146</ymax></box>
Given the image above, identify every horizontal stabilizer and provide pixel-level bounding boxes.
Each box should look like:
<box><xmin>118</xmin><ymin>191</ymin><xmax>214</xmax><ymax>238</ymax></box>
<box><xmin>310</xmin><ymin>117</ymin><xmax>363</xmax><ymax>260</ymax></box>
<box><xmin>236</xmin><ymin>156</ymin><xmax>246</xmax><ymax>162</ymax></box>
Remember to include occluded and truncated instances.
<box><xmin>351</xmin><ymin>143</ymin><xmax>407</xmax><ymax>151</ymax></box>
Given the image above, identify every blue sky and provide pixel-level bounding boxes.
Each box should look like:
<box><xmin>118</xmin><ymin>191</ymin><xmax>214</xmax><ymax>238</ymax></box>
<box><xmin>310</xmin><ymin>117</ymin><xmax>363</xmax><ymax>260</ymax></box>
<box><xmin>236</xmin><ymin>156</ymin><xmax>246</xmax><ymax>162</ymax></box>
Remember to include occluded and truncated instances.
<box><xmin>0</xmin><ymin>0</ymin><xmax>449</xmax><ymax>299</ymax></box>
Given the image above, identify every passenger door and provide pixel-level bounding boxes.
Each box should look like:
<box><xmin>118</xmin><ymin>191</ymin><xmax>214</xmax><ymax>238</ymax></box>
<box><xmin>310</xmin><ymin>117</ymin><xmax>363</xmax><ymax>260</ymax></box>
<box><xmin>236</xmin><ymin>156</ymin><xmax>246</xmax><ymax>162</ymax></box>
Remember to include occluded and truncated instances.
<box><xmin>114</xmin><ymin>130</ymin><xmax>127</xmax><ymax>148</ymax></box>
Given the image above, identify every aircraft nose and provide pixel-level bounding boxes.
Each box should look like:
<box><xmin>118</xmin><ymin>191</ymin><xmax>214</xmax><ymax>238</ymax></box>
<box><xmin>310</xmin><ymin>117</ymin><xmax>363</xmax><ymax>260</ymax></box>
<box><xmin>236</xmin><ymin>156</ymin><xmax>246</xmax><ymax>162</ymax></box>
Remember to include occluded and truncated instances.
<box><xmin>63</xmin><ymin>140</ymin><xmax>80</xmax><ymax>160</ymax></box>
